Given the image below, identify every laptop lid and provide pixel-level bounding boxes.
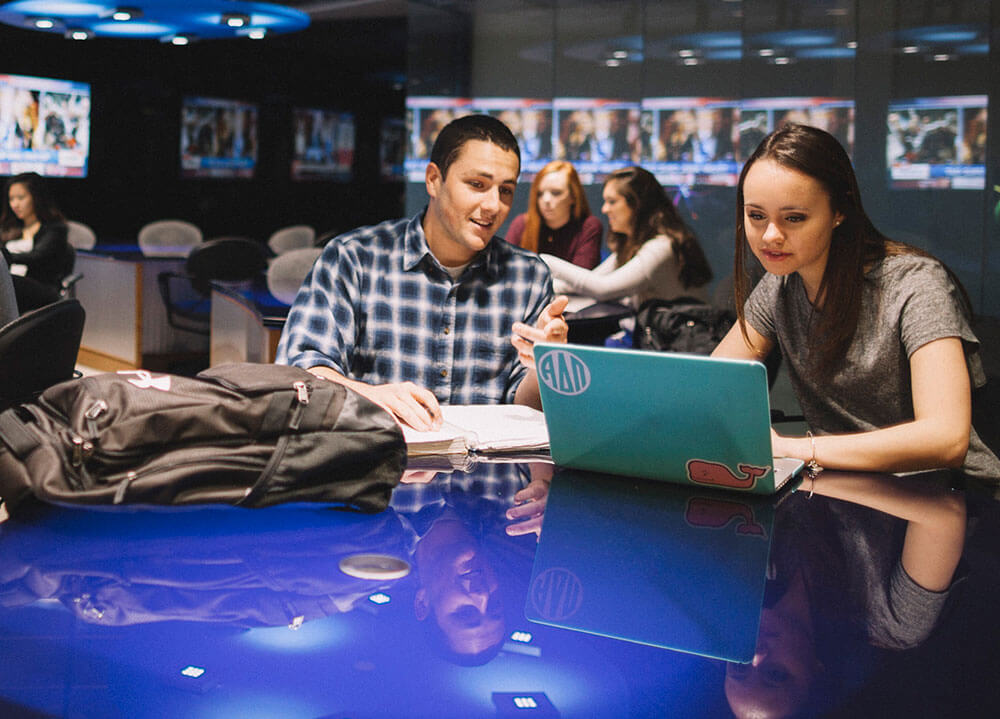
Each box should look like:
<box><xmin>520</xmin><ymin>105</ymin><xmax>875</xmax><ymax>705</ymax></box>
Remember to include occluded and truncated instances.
<box><xmin>533</xmin><ymin>342</ymin><xmax>803</xmax><ymax>494</ymax></box>
<box><xmin>525</xmin><ymin>468</ymin><xmax>794</xmax><ymax>662</ymax></box>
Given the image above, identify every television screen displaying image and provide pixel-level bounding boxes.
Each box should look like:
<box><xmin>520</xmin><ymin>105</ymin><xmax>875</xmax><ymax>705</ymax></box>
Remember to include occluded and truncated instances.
<box><xmin>476</xmin><ymin>98</ymin><xmax>553</xmax><ymax>180</ymax></box>
<box><xmin>405</xmin><ymin>96</ymin><xmax>474</xmax><ymax>182</ymax></box>
<box><xmin>887</xmin><ymin>95</ymin><xmax>987</xmax><ymax>190</ymax></box>
<box><xmin>640</xmin><ymin>97</ymin><xmax>741</xmax><ymax>187</ymax></box>
<box><xmin>553</xmin><ymin>99</ymin><xmax>641</xmax><ymax>182</ymax></box>
<box><xmin>291</xmin><ymin>108</ymin><xmax>355</xmax><ymax>181</ymax></box>
<box><xmin>379</xmin><ymin>117</ymin><xmax>406</xmax><ymax>182</ymax></box>
<box><xmin>180</xmin><ymin>96</ymin><xmax>257</xmax><ymax>179</ymax></box>
<box><xmin>740</xmin><ymin>96</ymin><xmax>855</xmax><ymax>158</ymax></box>
<box><xmin>0</xmin><ymin>73</ymin><xmax>90</xmax><ymax>178</ymax></box>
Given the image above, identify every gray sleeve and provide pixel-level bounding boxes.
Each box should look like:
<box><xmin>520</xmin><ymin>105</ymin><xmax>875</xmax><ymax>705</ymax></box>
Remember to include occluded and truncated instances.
<box><xmin>891</xmin><ymin>257</ymin><xmax>986</xmax><ymax>388</ymax></box>
<box><xmin>743</xmin><ymin>272</ymin><xmax>781</xmax><ymax>341</ymax></box>
<box><xmin>867</xmin><ymin>559</ymin><xmax>951</xmax><ymax>650</ymax></box>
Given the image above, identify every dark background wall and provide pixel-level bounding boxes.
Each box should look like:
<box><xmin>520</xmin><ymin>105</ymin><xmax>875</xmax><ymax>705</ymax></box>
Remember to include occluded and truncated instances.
<box><xmin>0</xmin><ymin>16</ymin><xmax>407</xmax><ymax>243</ymax></box>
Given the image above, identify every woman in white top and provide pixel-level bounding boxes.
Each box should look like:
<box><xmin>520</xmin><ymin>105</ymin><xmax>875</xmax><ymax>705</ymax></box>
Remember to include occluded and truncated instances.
<box><xmin>539</xmin><ymin>166</ymin><xmax>712</xmax><ymax>310</ymax></box>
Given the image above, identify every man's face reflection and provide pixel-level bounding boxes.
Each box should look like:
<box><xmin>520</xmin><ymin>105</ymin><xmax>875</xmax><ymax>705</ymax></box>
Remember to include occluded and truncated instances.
<box><xmin>414</xmin><ymin>518</ymin><xmax>504</xmax><ymax>655</ymax></box>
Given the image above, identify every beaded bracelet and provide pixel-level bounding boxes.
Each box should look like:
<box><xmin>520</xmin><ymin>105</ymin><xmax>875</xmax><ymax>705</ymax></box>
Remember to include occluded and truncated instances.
<box><xmin>805</xmin><ymin>430</ymin><xmax>823</xmax><ymax>480</ymax></box>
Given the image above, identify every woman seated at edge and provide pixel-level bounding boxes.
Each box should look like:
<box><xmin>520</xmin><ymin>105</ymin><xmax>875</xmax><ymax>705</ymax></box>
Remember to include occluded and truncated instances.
<box><xmin>505</xmin><ymin>160</ymin><xmax>602</xmax><ymax>269</ymax></box>
<box><xmin>712</xmin><ymin>123</ymin><xmax>1000</xmax><ymax>493</ymax></box>
<box><xmin>538</xmin><ymin>166</ymin><xmax>712</xmax><ymax>311</ymax></box>
<box><xmin>1</xmin><ymin>171</ymin><xmax>72</xmax><ymax>290</ymax></box>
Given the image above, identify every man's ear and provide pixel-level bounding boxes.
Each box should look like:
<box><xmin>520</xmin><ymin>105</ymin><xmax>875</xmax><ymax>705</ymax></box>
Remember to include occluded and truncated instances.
<box><xmin>425</xmin><ymin>162</ymin><xmax>442</xmax><ymax>199</ymax></box>
<box><xmin>414</xmin><ymin>588</ymin><xmax>429</xmax><ymax>621</ymax></box>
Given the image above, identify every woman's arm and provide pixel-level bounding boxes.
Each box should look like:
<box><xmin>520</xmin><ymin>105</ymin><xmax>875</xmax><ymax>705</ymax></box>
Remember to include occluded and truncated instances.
<box><xmin>808</xmin><ymin>471</ymin><xmax>965</xmax><ymax>592</ymax></box>
<box><xmin>711</xmin><ymin>320</ymin><xmax>773</xmax><ymax>362</ymax></box>
<box><xmin>773</xmin><ymin>337</ymin><xmax>972</xmax><ymax>473</ymax></box>
<box><xmin>4</xmin><ymin>223</ymin><xmax>68</xmax><ymax>266</ymax></box>
<box><xmin>540</xmin><ymin>236</ymin><xmax>674</xmax><ymax>302</ymax></box>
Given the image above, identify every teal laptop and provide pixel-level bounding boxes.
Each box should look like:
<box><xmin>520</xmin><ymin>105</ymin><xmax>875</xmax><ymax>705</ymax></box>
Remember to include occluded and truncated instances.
<box><xmin>532</xmin><ymin>342</ymin><xmax>803</xmax><ymax>494</ymax></box>
<box><xmin>525</xmin><ymin>468</ymin><xmax>796</xmax><ymax>661</ymax></box>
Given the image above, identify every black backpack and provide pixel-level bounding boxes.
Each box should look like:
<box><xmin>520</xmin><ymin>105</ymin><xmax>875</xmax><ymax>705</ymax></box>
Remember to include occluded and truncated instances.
<box><xmin>0</xmin><ymin>363</ymin><xmax>406</xmax><ymax>514</ymax></box>
<box><xmin>633</xmin><ymin>297</ymin><xmax>736</xmax><ymax>355</ymax></box>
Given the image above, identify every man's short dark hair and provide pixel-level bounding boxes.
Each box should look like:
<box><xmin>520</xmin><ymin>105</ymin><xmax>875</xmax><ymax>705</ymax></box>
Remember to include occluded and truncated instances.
<box><xmin>429</xmin><ymin>114</ymin><xmax>521</xmax><ymax>179</ymax></box>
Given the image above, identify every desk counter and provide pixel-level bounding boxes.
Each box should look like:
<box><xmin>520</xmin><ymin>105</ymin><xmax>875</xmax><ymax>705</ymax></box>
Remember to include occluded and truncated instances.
<box><xmin>0</xmin><ymin>464</ymin><xmax>996</xmax><ymax>718</ymax></box>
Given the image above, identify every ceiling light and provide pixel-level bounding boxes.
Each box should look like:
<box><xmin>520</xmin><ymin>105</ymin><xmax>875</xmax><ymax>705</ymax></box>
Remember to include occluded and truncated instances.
<box><xmin>773</xmin><ymin>56</ymin><xmax>791</xmax><ymax>65</ymax></box>
<box><xmin>246</xmin><ymin>27</ymin><xmax>265</xmax><ymax>39</ymax></box>
<box><xmin>683</xmin><ymin>57</ymin><xmax>700</xmax><ymax>66</ymax></box>
<box><xmin>111</xmin><ymin>7</ymin><xmax>141</xmax><ymax>21</ymax></box>
<box><xmin>222</xmin><ymin>13</ymin><xmax>249</xmax><ymax>28</ymax></box>
<box><xmin>758</xmin><ymin>48</ymin><xmax>775</xmax><ymax>57</ymax></box>
<box><xmin>32</xmin><ymin>17</ymin><xmax>55</xmax><ymax>28</ymax></box>
<box><xmin>678</xmin><ymin>49</ymin><xmax>695</xmax><ymax>58</ymax></box>
<box><xmin>604</xmin><ymin>59</ymin><xmax>621</xmax><ymax>67</ymax></box>
<box><xmin>66</xmin><ymin>27</ymin><xmax>92</xmax><ymax>39</ymax></box>
<box><xmin>902</xmin><ymin>45</ymin><xmax>919</xmax><ymax>53</ymax></box>
<box><xmin>847</xmin><ymin>41</ymin><xmax>858</xmax><ymax>49</ymax></box>
<box><xmin>933</xmin><ymin>53</ymin><xmax>952</xmax><ymax>62</ymax></box>
<box><xmin>170</xmin><ymin>33</ymin><xmax>190</xmax><ymax>45</ymax></box>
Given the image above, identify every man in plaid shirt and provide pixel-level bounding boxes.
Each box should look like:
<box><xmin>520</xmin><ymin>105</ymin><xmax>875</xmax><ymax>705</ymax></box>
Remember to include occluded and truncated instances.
<box><xmin>277</xmin><ymin>114</ymin><xmax>569</xmax><ymax>430</ymax></box>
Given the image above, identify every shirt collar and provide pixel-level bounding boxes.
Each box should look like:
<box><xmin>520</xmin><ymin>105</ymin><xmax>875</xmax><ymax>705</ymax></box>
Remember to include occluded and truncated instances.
<box><xmin>403</xmin><ymin>209</ymin><xmax>502</xmax><ymax>280</ymax></box>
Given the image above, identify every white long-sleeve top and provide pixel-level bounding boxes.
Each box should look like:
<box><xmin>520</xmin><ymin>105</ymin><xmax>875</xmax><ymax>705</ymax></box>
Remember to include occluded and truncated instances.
<box><xmin>540</xmin><ymin>235</ymin><xmax>708</xmax><ymax>310</ymax></box>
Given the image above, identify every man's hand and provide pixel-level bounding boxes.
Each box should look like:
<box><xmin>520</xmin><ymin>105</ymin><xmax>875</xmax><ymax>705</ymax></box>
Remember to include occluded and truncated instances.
<box><xmin>511</xmin><ymin>295</ymin><xmax>570</xmax><ymax>370</ymax></box>
<box><xmin>308</xmin><ymin>367</ymin><xmax>442</xmax><ymax>431</ymax></box>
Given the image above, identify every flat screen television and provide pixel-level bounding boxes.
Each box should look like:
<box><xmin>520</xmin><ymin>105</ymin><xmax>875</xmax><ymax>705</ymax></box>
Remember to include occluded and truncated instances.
<box><xmin>740</xmin><ymin>96</ymin><xmax>855</xmax><ymax>158</ymax></box>
<box><xmin>404</xmin><ymin>96</ymin><xmax>474</xmax><ymax>182</ymax></box>
<box><xmin>0</xmin><ymin>73</ymin><xmax>90</xmax><ymax>178</ymax></box>
<box><xmin>379</xmin><ymin>117</ymin><xmax>406</xmax><ymax>182</ymax></box>
<box><xmin>887</xmin><ymin>95</ymin><xmax>987</xmax><ymax>190</ymax></box>
<box><xmin>478</xmin><ymin>98</ymin><xmax>553</xmax><ymax>180</ymax></box>
<box><xmin>640</xmin><ymin>97</ymin><xmax>741</xmax><ymax>187</ymax></box>
<box><xmin>291</xmin><ymin>108</ymin><xmax>354</xmax><ymax>181</ymax></box>
<box><xmin>180</xmin><ymin>96</ymin><xmax>258</xmax><ymax>179</ymax></box>
<box><xmin>553</xmin><ymin>98</ymin><xmax>641</xmax><ymax>183</ymax></box>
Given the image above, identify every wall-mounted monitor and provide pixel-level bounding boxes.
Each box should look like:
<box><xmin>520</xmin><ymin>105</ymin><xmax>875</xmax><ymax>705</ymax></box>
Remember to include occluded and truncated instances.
<box><xmin>0</xmin><ymin>73</ymin><xmax>90</xmax><ymax>178</ymax></box>
<box><xmin>180</xmin><ymin>96</ymin><xmax>257</xmax><ymax>179</ymax></box>
<box><xmin>379</xmin><ymin>117</ymin><xmax>406</xmax><ymax>182</ymax></box>
<box><xmin>478</xmin><ymin>98</ymin><xmax>553</xmax><ymax>180</ymax></box>
<box><xmin>740</xmin><ymin>96</ymin><xmax>855</xmax><ymax>159</ymax></box>
<box><xmin>553</xmin><ymin>98</ymin><xmax>641</xmax><ymax>182</ymax></box>
<box><xmin>887</xmin><ymin>95</ymin><xmax>987</xmax><ymax>190</ymax></box>
<box><xmin>291</xmin><ymin>108</ymin><xmax>354</xmax><ymax>181</ymax></box>
<box><xmin>641</xmin><ymin>97</ymin><xmax>741</xmax><ymax>187</ymax></box>
<box><xmin>405</xmin><ymin>96</ymin><xmax>474</xmax><ymax>182</ymax></box>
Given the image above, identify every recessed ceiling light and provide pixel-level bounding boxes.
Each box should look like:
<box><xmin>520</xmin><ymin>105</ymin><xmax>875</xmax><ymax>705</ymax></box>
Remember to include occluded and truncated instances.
<box><xmin>247</xmin><ymin>28</ymin><xmax>266</xmax><ymax>39</ymax></box>
<box><xmin>32</xmin><ymin>17</ymin><xmax>55</xmax><ymax>29</ymax></box>
<box><xmin>758</xmin><ymin>48</ymin><xmax>775</xmax><ymax>57</ymax></box>
<box><xmin>902</xmin><ymin>45</ymin><xmax>919</xmax><ymax>54</ymax></box>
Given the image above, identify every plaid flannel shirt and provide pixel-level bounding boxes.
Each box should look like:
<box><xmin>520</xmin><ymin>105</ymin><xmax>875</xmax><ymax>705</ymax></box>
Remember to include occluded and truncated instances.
<box><xmin>276</xmin><ymin>212</ymin><xmax>553</xmax><ymax>405</ymax></box>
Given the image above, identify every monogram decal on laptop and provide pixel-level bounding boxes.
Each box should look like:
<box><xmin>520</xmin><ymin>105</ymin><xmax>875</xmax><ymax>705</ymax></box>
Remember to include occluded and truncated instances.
<box><xmin>536</xmin><ymin>349</ymin><xmax>591</xmax><ymax>395</ymax></box>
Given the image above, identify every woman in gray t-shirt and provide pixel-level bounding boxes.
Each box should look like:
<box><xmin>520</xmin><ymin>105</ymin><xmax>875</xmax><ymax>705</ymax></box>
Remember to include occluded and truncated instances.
<box><xmin>712</xmin><ymin>123</ymin><xmax>1000</xmax><ymax>494</ymax></box>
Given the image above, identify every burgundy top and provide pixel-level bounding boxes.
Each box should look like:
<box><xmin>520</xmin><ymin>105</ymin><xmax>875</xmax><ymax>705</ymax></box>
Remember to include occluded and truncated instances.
<box><xmin>504</xmin><ymin>213</ymin><xmax>602</xmax><ymax>270</ymax></box>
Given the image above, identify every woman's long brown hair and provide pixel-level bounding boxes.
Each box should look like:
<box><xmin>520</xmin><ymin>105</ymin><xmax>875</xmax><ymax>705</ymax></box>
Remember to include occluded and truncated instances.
<box><xmin>605</xmin><ymin>166</ymin><xmax>711</xmax><ymax>289</ymax></box>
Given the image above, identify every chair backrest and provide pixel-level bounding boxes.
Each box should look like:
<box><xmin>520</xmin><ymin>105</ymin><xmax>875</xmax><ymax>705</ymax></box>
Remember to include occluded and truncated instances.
<box><xmin>187</xmin><ymin>237</ymin><xmax>268</xmax><ymax>283</ymax></box>
<box><xmin>266</xmin><ymin>247</ymin><xmax>322</xmax><ymax>305</ymax></box>
<box><xmin>267</xmin><ymin>225</ymin><xmax>316</xmax><ymax>255</ymax></box>
<box><xmin>138</xmin><ymin>220</ymin><xmax>203</xmax><ymax>257</ymax></box>
<box><xmin>66</xmin><ymin>220</ymin><xmax>97</xmax><ymax>250</ymax></box>
<box><xmin>0</xmin><ymin>298</ymin><xmax>85</xmax><ymax>408</ymax></box>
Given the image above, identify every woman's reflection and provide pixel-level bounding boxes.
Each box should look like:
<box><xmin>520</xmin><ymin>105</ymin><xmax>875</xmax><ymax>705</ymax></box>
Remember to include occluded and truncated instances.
<box><xmin>725</xmin><ymin>471</ymin><xmax>966</xmax><ymax>718</ymax></box>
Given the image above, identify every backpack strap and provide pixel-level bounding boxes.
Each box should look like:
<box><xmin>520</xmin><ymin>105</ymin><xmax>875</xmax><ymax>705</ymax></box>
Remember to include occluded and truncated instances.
<box><xmin>0</xmin><ymin>408</ymin><xmax>40</xmax><ymax>458</ymax></box>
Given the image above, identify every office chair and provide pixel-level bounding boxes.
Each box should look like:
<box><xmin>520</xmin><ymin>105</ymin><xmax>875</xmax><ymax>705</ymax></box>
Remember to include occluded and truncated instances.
<box><xmin>157</xmin><ymin>237</ymin><xmax>268</xmax><ymax>335</ymax></box>
<box><xmin>66</xmin><ymin>220</ymin><xmax>97</xmax><ymax>251</ymax></box>
<box><xmin>138</xmin><ymin>219</ymin><xmax>203</xmax><ymax>258</ymax></box>
<box><xmin>266</xmin><ymin>247</ymin><xmax>322</xmax><ymax>305</ymax></box>
<box><xmin>0</xmin><ymin>298</ymin><xmax>85</xmax><ymax>411</ymax></box>
<box><xmin>267</xmin><ymin>225</ymin><xmax>316</xmax><ymax>255</ymax></box>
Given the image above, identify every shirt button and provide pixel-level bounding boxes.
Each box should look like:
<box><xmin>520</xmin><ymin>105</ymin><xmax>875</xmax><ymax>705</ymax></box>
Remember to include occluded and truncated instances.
<box><xmin>440</xmin><ymin>369</ymin><xmax>447</xmax><ymax>378</ymax></box>
<box><xmin>443</xmin><ymin>327</ymin><xmax>450</xmax><ymax>335</ymax></box>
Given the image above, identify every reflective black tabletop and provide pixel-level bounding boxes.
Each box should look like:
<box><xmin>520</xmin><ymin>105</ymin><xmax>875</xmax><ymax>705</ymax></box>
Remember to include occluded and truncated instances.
<box><xmin>1</xmin><ymin>462</ymin><xmax>998</xmax><ymax>718</ymax></box>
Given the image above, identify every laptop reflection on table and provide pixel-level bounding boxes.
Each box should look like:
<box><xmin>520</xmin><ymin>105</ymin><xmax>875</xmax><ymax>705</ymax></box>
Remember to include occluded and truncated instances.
<box><xmin>525</xmin><ymin>468</ymin><xmax>798</xmax><ymax>663</ymax></box>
